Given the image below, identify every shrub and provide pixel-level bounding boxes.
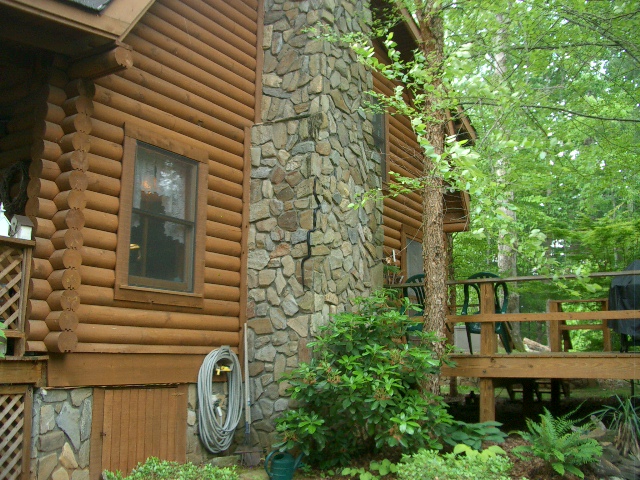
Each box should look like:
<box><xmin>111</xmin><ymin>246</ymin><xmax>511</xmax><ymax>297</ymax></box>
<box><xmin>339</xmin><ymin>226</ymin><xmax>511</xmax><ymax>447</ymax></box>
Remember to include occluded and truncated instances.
<box><xmin>512</xmin><ymin>407</ymin><xmax>602</xmax><ymax>478</ymax></box>
<box><xmin>274</xmin><ymin>290</ymin><xmax>452</xmax><ymax>467</ymax></box>
<box><xmin>397</xmin><ymin>444</ymin><xmax>513</xmax><ymax>480</ymax></box>
<box><xmin>102</xmin><ymin>457</ymin><xmax>238</xmax><ymax>480</ymax></box>
<box><xmin>440</xmin><ymin>420</ymin><xmax>507</xmax><ymax>450</ymax></box>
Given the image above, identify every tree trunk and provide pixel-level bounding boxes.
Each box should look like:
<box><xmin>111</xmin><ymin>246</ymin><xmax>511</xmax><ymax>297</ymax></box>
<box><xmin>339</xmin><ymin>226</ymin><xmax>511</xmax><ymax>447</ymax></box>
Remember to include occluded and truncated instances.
<box><xmin>416</xmin><ymin>2</ymin><xmax>448</xmax><ymax>395</ymax></box>
<box><xmin>495</xmin><ymin>13</ymin><xmax>524</xmax><ymax>352</ymax></box>
<box><xmin>446</xmin><ymin>233</ymin><xmax>458</xmax><ymax>396</ymax></box>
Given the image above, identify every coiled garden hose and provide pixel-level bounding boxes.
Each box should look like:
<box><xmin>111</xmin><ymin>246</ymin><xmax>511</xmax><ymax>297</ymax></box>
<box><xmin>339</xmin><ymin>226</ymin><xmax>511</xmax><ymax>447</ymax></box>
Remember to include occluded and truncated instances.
<box><xmin>197</xmin><ymin>346</ymin><xmax>243</xmax><ymax>453</ymax></box>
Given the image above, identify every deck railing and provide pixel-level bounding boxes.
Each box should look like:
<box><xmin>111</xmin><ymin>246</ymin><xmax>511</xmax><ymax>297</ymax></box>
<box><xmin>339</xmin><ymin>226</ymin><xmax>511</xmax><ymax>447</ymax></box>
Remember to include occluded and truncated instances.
<box><xmin>0</xmin><ymin>236</ymin><xmax>34</xmax><ymax>357</ymax></box>
<box><xmin>393</xmin><ymin>271</ymin><xmax>640</xmax><ymax>421</ymax></box>
<box><xmin>444</xmin><ymin>272</ymin><xmax>640</xmax><ymax>356</ymax></box>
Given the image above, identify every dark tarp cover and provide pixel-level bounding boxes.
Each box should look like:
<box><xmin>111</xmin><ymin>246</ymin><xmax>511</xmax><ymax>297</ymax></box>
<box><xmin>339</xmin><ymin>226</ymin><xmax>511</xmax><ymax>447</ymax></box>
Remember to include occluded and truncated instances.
<box><xmin>608</xmin><ymin>260</ymin><xmax>640</xmax><ymax>338</ymax></box>
<box><xmin>62</xmin><ymin>0</ymin><xmax>113</xmax><ymax>13</ymax></box>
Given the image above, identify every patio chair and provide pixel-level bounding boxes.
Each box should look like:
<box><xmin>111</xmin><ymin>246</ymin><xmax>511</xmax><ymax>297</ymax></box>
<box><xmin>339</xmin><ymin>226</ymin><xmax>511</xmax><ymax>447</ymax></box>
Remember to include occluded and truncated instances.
<box><xmin>461</xmin><ymin>272</ymin><xmax>512</xmax><ymax>354</ymax></box>
<box><xmin>401</xmin><ymin>274</ymin><xmax>455</xmax><ymax>335</ymax></box>
<box><xmin>402</xmin><ymin>274</ymin><xmax>426</xmax><ymax>332</ymax></box>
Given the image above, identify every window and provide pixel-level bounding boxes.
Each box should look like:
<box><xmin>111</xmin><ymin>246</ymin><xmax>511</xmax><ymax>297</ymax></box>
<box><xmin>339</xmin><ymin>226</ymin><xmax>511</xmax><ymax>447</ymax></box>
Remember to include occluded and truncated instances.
<box><xmin>406</xmin><ymin>238</ymin><xmax>423</xmax><ymax>280</ymax></box>
<box><xmin>371</xmin><ymin>98</ymin><xmax>388</xmax><ymax>182</ymax></box>
<box><xmin>115</xmin><ymin>123</ymin><xmax>207</xmax><ymax>308</ymax></box>
<box><xmin>129</xmin><ymin>143</ymin><xmax>196</xmax><ymax>291</ymax></box>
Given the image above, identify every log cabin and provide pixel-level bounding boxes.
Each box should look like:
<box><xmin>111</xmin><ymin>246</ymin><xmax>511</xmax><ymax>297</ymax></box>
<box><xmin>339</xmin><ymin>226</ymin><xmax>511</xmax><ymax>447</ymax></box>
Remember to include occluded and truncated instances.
<box><xmin>0</xmin><ymin>0</ymin><xmax>470</xmax><ymax>478</ymax></box>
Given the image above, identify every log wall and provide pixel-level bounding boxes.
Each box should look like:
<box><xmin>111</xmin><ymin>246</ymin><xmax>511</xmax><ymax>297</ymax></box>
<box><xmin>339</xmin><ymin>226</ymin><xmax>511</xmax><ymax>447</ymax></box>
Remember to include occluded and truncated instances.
<box><xmin>373</xmin><ymin>64</ymin><xmax>424</xmax><ymax>273</ymax></box>
<box><xmin>373</xmin><ymin>49</ymin><xmax>471</xmax><ymax>276</ymax></box>
<box><xmin>30</xmin><ymin>0</ymin><xmax>258</xmax><ymax>355</ymax></box>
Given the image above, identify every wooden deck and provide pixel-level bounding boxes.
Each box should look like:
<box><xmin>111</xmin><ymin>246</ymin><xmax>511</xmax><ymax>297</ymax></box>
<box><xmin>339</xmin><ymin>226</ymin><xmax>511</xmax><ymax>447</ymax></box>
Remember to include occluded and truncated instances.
<box><xmin>416</xmin><ymin>272</ymin><xmax>640</xmax><ymax>422</ymax></box>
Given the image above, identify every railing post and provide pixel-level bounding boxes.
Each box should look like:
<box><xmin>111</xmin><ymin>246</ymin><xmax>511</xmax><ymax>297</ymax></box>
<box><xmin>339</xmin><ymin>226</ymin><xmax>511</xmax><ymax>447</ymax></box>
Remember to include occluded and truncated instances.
<box><xmin>547</xmin><ymin>300</ymin><xmax>561</xmax><ymax>352</ymax></box>
<box><xmin>479</xmin><ymin>378</ymin><xmax>495</xmax><ymax>422</ymax></box>
<box><xmin>479</xmin><ymin>282</ymin><xmax>496</xmax><ymax>422</ymax></box>
<box><xmin>601</xmin><ymin>299</ymin><xmax>611</xmax><ymax>352</ymax></box>
<box><xmin>479</xmin><ymin>282</ymin><xmax>496</xmax><ymax>355</ymax></box>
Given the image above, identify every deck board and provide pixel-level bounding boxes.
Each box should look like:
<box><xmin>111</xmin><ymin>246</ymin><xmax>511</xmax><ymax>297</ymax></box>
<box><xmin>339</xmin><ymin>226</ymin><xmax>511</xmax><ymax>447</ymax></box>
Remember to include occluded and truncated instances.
<box><xmin>442</xmin><ymin>352</ymin><xmax>640</xmax><ymax>380</ymax></box>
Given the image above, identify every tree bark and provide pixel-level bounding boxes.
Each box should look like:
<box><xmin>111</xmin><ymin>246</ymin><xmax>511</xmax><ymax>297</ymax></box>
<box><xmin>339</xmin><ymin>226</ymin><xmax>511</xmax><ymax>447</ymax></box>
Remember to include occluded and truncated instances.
<box><xmin>494</xmin><ymin>13</ymin><xmax>525</xmax><ymax>352</ymax></box>
<box><xmin>416</xmin><ymin>2</ymin><xmax>448</xmax><ymax>395</ymax></box>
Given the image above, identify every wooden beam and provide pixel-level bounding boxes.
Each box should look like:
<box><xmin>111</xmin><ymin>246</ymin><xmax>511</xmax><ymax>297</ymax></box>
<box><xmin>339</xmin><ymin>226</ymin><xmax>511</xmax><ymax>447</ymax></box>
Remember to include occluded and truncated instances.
<box><xmin>0</xmin><ymin>357</ymin><xmax>46</xmax><ymax>385</ymax></box>
<box><xmin>68</xmin><ymin>45</ymin><xmax>134</xmax><ymax>80</ymax></box>
<box><xmin>479</xmin><ymin>378</ymin><xmax>494</xmax><ymax>422</ymax></box>
<box><xmin>442</xmin><ymin>353</ymin><xmax>640</xmax><ymax>380</ymax></box>
<box><xmin>448</xmin><ymin>309</ymin><xmax>640</xmax><ymax>324</ymax></box>
<box><xmin>47</xmin><ymin>353</ymin><xmax>211</xmax><ymax>386</ymax></box>
<box><xmin>1</xmin><ymin>0</ymin><xmax>154</xmax><ymax>39</ymax></box>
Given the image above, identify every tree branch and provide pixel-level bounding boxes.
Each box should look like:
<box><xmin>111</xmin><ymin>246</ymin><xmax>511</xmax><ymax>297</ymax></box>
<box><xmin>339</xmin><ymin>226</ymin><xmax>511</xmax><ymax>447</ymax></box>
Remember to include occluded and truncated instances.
<box><xmin>460</xmin><ymin>100</ymin><xmax>640</xmax><ymax>124</ymax></box>
<box><xmin>521</xmin><ymin>105</ymin><xmax>640</xmax><ymax>123</ymax></box>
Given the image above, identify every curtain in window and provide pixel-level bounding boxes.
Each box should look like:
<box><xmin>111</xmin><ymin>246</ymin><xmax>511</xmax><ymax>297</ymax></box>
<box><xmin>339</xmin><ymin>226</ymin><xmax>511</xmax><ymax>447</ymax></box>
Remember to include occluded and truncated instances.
<box><xmin>132</xmin><ymin>144</ymin><xmax>191</xmax><ymax>243</ymax></box>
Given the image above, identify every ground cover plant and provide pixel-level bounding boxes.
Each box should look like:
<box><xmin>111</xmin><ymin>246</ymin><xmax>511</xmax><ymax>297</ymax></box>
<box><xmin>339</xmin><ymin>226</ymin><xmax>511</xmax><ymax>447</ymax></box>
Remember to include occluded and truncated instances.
<box><xmin>512</xmin><ymin>407</ymin><xmax>602</xmax><ymax>478</ymax></box>
<box><xmin>103</xmin><ymin>457</ymin><xmax>237</xmax><ymax>480</ymax></box>
<box><xmin>397</xmin><ymin>444</ymin><xmax>513</xmax><ymax>480</ymax></box>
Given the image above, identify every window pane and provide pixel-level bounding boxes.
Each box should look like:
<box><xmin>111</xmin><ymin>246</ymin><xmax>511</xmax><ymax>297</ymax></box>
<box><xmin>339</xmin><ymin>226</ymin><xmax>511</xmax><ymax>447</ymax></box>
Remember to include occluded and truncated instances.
<box><xmin>129</xmin><ymin>213</ymin><xmax>193</xmax><ymax>288</ymax></box>
<box><xmin>406</xmin><ymin>239</ymin><xmax>423</xmax><ymax>279</ymax></box>
<box><xmin>134</xmin><ymin>143</ymin><xmax>196</xmax><ymax>221</ymax></box>
<box><xmin>128</xmin><ymin>142</ymin><xmax>197</xmax><ymax>292</ymax></box>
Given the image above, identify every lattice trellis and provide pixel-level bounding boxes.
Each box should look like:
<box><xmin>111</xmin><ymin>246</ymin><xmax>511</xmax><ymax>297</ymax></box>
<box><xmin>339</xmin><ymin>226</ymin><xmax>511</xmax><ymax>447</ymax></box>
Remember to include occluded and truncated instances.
<box><xmin>0</xmin><ymin>389</ymin><xmax>28</xmax><ymax>480</ymax></box>
<box><xmin>0</xmin><ymin>244</ymin><xmax>25</xmax><ymax>333</ymax></box>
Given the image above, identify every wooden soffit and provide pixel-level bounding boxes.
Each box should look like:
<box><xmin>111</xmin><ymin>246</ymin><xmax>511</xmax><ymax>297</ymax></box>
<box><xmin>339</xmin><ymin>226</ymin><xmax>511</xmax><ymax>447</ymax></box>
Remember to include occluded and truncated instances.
<box><xmin>0</xmin><ymin>0</ymin><xmax>154</xmax><ymax>56</ymax></box>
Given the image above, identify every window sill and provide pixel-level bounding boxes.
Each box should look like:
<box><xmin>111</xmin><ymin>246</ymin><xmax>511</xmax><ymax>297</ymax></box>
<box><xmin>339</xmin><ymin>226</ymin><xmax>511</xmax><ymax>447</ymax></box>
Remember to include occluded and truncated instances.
<box><xmin>115</xmin><ymin>284</ymin><xmax>204</xmax><ymax>309</ymax></box>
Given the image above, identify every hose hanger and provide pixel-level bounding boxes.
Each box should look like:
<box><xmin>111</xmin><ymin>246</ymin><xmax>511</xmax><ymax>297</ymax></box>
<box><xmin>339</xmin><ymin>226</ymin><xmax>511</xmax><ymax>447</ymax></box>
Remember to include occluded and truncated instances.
<box><xmin>301</xmin><ymin>177</ymin><xmax>320</xmax><ymax>290</ymax></box>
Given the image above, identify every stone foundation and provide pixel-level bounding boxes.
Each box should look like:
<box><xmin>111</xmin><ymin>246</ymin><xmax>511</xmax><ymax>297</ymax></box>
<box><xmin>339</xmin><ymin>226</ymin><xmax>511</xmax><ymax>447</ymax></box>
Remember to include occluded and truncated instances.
<box><xmin>186</xmin><ymin>383</ymin><xmax>244</xmax><ymax>464</ymax></box>
<box><xmin>30</xmin><ymin>388</ymin><xmax>92</xmax><ymax>480</ymax></box>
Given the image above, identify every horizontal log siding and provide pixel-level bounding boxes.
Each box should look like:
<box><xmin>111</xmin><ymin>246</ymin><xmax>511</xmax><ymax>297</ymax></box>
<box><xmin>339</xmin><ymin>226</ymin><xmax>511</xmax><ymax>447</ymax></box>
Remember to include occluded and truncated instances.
<box><xmin>72</xmin><ymin>0</ymin><xmax>258</xmax><ymax>352</ymax></box>
<box><xmin>373</xmin><ymin>69</ymin><xmax>425</xmax><ymax>262</ymax></box>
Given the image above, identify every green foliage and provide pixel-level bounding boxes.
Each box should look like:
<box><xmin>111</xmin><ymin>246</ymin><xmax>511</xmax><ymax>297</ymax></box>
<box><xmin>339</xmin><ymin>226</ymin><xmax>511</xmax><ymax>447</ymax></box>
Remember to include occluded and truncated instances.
<box><xmin>0</xmin><ymin>324</ymin><xmax>6</xmax><ymax>359</ymax></box>
<box><xmin>341</xmin><ymin>459</ymin><xmax>399</xmax><ymax>480</ymax></box>
<box><xmin>274</xmin><ymin>290</ymin><xmax>452</xmax><ymax>468</ymax></box>
<box><xmin>102</xmin><ymin>457</ymin><xmax>237</xmax><ymax>480</ymax></box>
<box><xmin>444</xmin><ymin>0</ymin><xmax>640</xmax><ymax>276</ymax></box>
<box><xmin>397</xmin><ymin>445</ymin><xmax>513</xmax><ymax>480</ymax></box>
<box><xmin>440</xmin><ymin>420</ymin><xmax>508</xmax><ymax>450</ymax></box>
<box><xmin>512</xmin><ymin>407</ymin><xmax>602</xmax><ymax>478</ymax></box>
<box><xmin>370</xmin><ymin>458</ymin><xmax>399</xmax><ymax>476</ymax></box>
<box><xmin>592</xmin><ymin>395</ymin><xmax>640</xmax><ymax>458</ymax></box>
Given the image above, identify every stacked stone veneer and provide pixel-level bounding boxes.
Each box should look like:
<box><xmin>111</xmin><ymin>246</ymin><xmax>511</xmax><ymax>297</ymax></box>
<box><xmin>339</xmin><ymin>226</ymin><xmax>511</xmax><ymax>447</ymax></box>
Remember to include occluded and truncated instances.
<box><xmin>247</xmin><ymin>0</ymin><xmax>384</xmax><ymax>447</ymax></box>
<box><xmin>30</xmin><ymin>388</ymin><xmax>92</xmax><ymax>480</ymax></box>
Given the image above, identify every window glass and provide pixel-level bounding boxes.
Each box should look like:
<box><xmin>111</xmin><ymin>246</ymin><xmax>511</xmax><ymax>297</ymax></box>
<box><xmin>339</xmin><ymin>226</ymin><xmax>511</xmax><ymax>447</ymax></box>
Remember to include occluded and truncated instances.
<box><xmin>406</xmin><ymin>239</ymin><xmax>423</xmax><ymax>279</ymax></box>
<box><xmin>371</xmin><ymin>99</ymin><xmax>387</xmax><ymax>178</ymax></box>
<box><xmin>128</xmin><ymin>142</ymin><xmax>197</xmax><ymax>292</ymax></box>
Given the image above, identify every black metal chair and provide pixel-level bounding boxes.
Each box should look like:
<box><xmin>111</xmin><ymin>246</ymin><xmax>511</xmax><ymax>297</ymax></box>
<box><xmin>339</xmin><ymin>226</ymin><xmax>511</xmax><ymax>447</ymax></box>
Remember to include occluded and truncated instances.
<box><xmin>461</xmin><ymin>272</ymin><xmax>512</xmax><ymax>354</ymax></box>
<box><xmin>402</xmin><ymin>274</ymin><xmax>426</xmax><ymax>314</ymax></box>
<box><xmin>401</xmin><ymin>274</ymin><xmax>426</xmax><ymax>332</ymax></box>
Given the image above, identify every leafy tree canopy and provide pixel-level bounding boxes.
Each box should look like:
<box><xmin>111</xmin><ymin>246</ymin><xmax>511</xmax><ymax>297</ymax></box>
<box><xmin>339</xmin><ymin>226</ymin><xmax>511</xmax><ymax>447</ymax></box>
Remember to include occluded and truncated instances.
<box><xmin>441</xmin><ymin>0</ymin><xmax>640</xmax><ymax>276</ymax></box>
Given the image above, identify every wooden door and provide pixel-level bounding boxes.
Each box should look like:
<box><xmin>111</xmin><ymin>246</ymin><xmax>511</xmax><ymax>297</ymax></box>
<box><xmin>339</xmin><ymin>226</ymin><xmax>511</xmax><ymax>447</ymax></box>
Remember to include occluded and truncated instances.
<box><xmin>90</xmin><ymin>385</ymin><xmax>187</xmax><ymax>477</ymax></box>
